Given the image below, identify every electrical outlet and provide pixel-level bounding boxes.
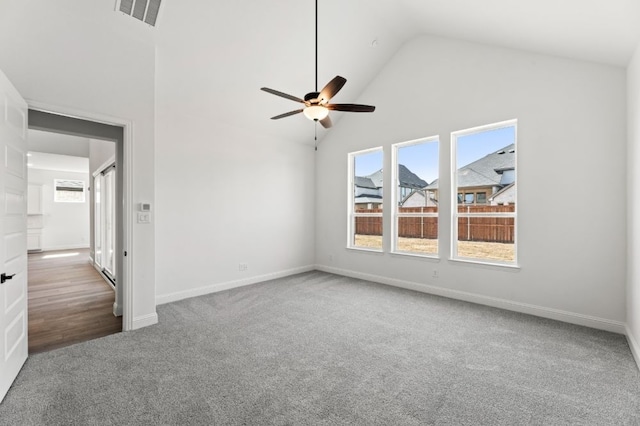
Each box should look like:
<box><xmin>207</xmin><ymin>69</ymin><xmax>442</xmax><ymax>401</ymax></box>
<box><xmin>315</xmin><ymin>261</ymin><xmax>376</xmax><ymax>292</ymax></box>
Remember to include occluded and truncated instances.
<box><xmin>432</xmin><ymin>269</ymin><xmax>439</xmax><ymax>278</ymax></box>
<box><xmin>238</xmin><ymin>263</ymin><xmax>248</xmax><ymax>272</ymax></box>
<box><xmin>328</xmin><ymin>254</ymin><xmax>334</xmax><ymax>262</ymax></box>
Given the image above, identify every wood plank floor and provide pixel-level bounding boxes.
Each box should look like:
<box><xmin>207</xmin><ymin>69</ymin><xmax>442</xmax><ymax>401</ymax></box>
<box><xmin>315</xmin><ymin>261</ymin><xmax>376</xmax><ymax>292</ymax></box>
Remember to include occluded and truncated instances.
<box><xmin>28</xmin><ymin>248</ymin><xmax>122</xmax><ymax>353</ymax></box>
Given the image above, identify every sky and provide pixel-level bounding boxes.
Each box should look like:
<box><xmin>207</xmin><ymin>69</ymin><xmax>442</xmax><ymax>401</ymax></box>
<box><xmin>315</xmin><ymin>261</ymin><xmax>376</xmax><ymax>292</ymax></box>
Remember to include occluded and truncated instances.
<box><xmin>398</xmin><ymin>141</ymin><xmax>439</xmax><ymax>184</ymax></box>
<box><xmin>354</xmin><ymin>125</ymin><xmax>515</xmax><ymax>184</ymax></box>
<box><xmin>457</xmin><ymin>126</ymin><xmax>515</xmax><ymax>169</ymax></box>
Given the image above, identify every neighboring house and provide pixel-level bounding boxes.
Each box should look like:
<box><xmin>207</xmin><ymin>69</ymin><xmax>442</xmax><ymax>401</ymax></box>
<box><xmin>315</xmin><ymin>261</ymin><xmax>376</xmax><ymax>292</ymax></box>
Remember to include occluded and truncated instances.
<box><xmin>398</xmin><ymin>165</ymin><xmax>428</xmax><ymax>202</ymax></box>
<box><xmin>489</xmin><ymin>182</ymin><xmax>516</xmax><ymax>205</ymax></box>
<box><xmin>401</xmin><ymin>189</ymin><xmax>438</xmax><ymax>207</ymax></box>
<box><xmin>355</xmin><ymin>164</ymin><xmax>431</xmax><ymax>209</ymax></box>
<box><xmin>354</xmin><ymin>175</ymin><xmax>383</xmax><ymax>209</ymax></box>
<box><xmin>397</xmin><ymin>164</ymin><xmax>439</xmax><ymax>208</ymax></box>
<box><xmin>427</xmin><ymin>144</ymin><xmax>516</xmax><ymax>205</ymax></box>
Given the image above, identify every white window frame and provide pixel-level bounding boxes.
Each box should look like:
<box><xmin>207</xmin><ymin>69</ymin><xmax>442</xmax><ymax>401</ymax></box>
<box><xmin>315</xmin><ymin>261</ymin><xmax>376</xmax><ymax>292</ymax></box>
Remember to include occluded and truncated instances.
<box><xmin>451</xmin><ymin>119</ymin><xmax>518</xmax><ymax>267</ymax></box>
<box><xmin>347</xmin><ymin>147</ymin><xmax>384</xmax><ymax>252</ymax></box>
<box><xmin>391</xmin><ymin>136</ymin><xmax>439</xmax><ymax>258</ymax></box>
<box><xmin>53</xmin><ymin>178</ymin><xmax>86</xmax><ymax>203</ymax></box>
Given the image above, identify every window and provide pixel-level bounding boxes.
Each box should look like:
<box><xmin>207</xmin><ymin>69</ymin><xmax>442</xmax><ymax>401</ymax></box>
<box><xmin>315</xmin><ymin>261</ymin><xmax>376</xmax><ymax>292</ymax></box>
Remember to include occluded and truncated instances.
<box><xmin>464</xmin><ymin>193</ymin><xmax>475</xmax><ymax>204</ymax></box>
<box><xmin>452</xmin><ymin>120</ymin><xmax>517</xmax><ymax>264</ymax></box>
<box><xmin>391</xmin><ymin>137</ymin><xmax>439</xmax><ymax>256</ymax></box>
<box><xmin>457</xmin><ymin>191</ymin><xmax>491</xmax><ymax>205</ymax></box>
<box><xmin>54</xmin><ymin>179</ymin><xmax>85</xmax><ymax>203</ymax></box>
<box><xmin>348</xmin><ymin>148</ymin><xmax>383</xmax><ymax>251</ymax></box>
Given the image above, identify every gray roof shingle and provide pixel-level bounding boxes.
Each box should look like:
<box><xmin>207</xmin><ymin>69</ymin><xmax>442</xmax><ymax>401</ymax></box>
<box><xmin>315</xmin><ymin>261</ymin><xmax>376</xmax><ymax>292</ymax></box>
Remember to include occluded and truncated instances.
<box><xmin>355</xmin><ymin>176</ymin><xmax>377</xmax><ymax>189</ymax></box>
<box><xmin>366</xmin><ymin>170</ymin><xmax>384</xmax><ymax>188</ymax></box>
<box><xmin>398</xmin><ymin>164</ymin><xmax>427</xmax><ymax>188</ymax></box>
<box><xmin>355</xmin><ymin>165</ymin><xmax>428</xmax><ymax>189</ymax></box>
<box><xmin>427</xmin><ymin>144</ymin><xmax>515</xmax><ymax>190</ymax></box>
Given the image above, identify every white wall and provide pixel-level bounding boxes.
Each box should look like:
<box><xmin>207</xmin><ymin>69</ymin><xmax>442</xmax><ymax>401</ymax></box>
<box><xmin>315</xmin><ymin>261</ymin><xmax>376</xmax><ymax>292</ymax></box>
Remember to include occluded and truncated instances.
<box><xmin>154</xmin><ymin>1</ymin><xmax>316</xmax><ymax>303</ymax></box>
<box><xmin>0</xmin><ymin>0</ymin><xmax>156</xmax><ymax>328</ymax></box>
<box><xmin>154</xmin><ymin>101</ymin><xmax>316</xmax><ymax>303</ymax></box>
<box><xmin>316</xmin><ymin>35</ymin><xmax>627</xmax><ymax>331</ymax></box>
<box><xmin>89</xmin><ymin>139</ymin><xmax>116</xmax><ymax>173</ymax></box>
<box><xmin>627</xmin><ymin>43</ymin><xmax>640</xmax><ymax>364</ymax></box>
<box><xmin>28</xmin><ymin>169</ymin><xmax>90</xmax><ymax>251</ymax></box>
<box><xmin>28</xmin><ymin>130</ymin><xmax>90</xmax><ymax>158</ymax></box>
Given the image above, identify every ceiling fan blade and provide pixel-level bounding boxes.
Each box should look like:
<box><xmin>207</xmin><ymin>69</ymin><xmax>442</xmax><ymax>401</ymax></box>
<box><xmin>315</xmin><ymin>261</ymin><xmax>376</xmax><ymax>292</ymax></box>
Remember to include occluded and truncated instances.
<box><xmin>319</xmin><ymin>115</ymin><xmax>332</xmax><ymax>129</ymax></box>
<box><xmin>261</xmin><ymin>87</ymin><xmax>305</xmax><ymax>103</ymax></box>
<box><xmin>327</xmin><ymin>103</ymin><xmax>376</xmax><ymax>113</ymax></box>
<box><xmin>318</xmin><ymin>76</ymin><xmax>347</xmax><ymax>103</ymax></box>
<box><xmin>270</xmin><ymin>109</ymin><xmax>304</xmax><ymax>120</ymax></box>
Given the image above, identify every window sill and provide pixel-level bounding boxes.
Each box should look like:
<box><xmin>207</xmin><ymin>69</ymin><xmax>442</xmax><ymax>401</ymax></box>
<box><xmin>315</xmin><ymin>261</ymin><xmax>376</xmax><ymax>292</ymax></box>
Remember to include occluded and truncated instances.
<box><xmin>346</xmin><ymin>246</ymin><xmax>384</xmax><ymax>254</ymax></box>
<box><xmin>449</xmin><ymin>257</ymin><xmax>520</xmax><ymax>271</ymax></box>
<box><xmin>390</xmin><ymin>251</ymin><xmax>440</xmax><ymax>261</ymax></box>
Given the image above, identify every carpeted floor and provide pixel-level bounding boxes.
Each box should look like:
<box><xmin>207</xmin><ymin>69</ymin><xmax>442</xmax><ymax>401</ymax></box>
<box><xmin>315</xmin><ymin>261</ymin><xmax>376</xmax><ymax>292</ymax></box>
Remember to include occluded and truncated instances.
<box><xmin>1</xmin><ymin>271</ymin><xmax>639</xmax><ymax>425</ymax></box>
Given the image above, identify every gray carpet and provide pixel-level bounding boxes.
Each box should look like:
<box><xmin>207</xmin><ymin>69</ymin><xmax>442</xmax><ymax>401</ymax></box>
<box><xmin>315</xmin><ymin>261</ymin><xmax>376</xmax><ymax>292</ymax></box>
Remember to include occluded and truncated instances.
<box><xmin>1</xmin><ymin>271</ymin><xmax>639</xmax><ymax>425</ymax></box>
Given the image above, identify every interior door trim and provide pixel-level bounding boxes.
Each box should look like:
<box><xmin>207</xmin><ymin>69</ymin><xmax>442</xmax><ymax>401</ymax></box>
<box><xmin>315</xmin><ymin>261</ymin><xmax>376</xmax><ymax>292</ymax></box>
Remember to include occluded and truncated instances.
<box><xmin>25</xmin><ymin>100</ymin><xmax>134</xmax><ymax>331</ymax></box>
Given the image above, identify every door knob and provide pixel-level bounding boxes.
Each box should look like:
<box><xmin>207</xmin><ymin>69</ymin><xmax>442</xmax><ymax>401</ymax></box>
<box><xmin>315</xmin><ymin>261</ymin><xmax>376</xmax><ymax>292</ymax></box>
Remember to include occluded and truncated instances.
<box><xmin>1</xmin><ymin>273</ymin><xmax>15</xmax><ymax>284</ymax></box>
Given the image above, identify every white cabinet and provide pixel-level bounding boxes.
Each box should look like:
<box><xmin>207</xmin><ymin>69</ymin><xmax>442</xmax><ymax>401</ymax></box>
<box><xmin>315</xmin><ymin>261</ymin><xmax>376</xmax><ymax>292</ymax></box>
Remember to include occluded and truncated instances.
<box><xmin>27</xmin><ymin>184</ymin><xmax>43</xmax><ymax>215</ymax></box>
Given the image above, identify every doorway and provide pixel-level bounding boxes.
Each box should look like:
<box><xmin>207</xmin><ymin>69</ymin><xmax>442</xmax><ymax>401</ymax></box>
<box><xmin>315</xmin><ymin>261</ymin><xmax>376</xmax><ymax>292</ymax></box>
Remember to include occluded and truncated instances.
<box><xmin>26</xmin><ymin>109</ymin><xmax>128</xmax><ymax>351</ymax></box>
<box><xmin>26</xmin><ymin>128</ymin><xmax>119</xmax><ymax>352</ymax></box>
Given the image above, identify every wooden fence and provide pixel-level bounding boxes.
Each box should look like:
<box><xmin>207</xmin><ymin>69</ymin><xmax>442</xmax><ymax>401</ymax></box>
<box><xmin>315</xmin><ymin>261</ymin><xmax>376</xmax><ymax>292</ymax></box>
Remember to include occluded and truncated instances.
<box><xmin>354</xmin><ymin>205</ymin><xmax>515</xmax><ymax>243</ymax></box>
<box><xmin>354</xmin><ymin>208</ymin><xmax>384</xmax><ymax>237</ymax></box>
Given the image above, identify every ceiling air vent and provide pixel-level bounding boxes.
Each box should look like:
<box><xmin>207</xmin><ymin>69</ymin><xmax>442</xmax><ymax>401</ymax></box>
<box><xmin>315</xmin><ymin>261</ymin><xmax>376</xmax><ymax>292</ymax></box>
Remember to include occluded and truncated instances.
<box><xmin>116</xmin><ymin>0</ymin><xmax>162</xmax><ymax>27</ymax></box>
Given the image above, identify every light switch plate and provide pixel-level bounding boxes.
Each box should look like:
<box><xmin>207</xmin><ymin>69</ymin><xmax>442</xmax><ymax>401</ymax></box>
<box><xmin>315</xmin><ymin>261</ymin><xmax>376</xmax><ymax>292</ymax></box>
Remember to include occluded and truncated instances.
<box><xmin>137</xmin><ymin>212</ymin><xmax>151</xmax><ymax>224</ymax></box>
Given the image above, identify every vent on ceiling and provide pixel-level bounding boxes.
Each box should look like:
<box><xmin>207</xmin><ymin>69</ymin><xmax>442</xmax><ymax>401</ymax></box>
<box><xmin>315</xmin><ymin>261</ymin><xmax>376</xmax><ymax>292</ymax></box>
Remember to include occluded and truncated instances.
<box><xmin>116</xmin><ymin>0</ymin><xmax>162</xmax><ymax>27</ymax></box>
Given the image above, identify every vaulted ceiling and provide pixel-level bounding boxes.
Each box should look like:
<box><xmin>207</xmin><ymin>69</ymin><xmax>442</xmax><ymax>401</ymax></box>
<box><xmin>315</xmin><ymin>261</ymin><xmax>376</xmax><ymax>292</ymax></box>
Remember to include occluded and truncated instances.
<box><xmin>2</xmin><ymin>1</ymin><xmax>639</xmax><ymax>145</ymax></box>
<box><xmin>154</xmin><ymin>0</ymin><xmax>640</xmax><ymax>144</ymax></box>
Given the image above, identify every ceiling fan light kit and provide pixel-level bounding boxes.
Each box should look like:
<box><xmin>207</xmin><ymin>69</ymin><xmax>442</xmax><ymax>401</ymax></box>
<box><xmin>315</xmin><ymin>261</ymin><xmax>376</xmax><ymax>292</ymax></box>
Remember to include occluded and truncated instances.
<box><xmin>303</xmin><ymin>105</ymin><xmax>329</xmax><ymax>121</ymax></box>
<box><xmin>260</xmin><ymin>0</ymin><xmax>375</xmax><ymax>129</ymax></box>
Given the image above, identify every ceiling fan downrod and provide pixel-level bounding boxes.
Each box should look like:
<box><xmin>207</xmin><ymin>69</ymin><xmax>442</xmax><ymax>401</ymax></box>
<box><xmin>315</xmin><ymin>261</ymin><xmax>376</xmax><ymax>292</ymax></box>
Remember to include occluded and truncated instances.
<box><xmin>315</xmin><ymin>0</ymin><xmax>318</xmax><ymax>92</ymax></box>
<box><xmin>259</xmin><ymin>0</ymin><xmax>376</xmax><ymax>129</ymax></box>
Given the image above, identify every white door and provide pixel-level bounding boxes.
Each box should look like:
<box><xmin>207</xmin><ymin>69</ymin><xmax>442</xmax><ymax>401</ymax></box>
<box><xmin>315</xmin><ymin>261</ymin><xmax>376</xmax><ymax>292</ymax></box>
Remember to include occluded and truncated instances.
<box><xmin>93</xmin><ymin>174</ymin><xmax>102</xmax><ymax>268</ymax></box>
<box><xmin>0</xmin><ymin>69</ymin><xmax>28</xmax><ymax>402</ymax></box>
<box><xmin>103</xmin><ymin>168</ymin><xmax>116</xmax><ymax>279</ymax></box>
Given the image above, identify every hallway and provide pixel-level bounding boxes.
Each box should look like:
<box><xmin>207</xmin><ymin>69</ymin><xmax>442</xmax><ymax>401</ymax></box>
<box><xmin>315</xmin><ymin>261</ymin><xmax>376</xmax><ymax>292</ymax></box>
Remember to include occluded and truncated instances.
<box><xmin>28</xmin><ymin>248</ymin><xmax>122</xmax><ymax>353</ymax></box>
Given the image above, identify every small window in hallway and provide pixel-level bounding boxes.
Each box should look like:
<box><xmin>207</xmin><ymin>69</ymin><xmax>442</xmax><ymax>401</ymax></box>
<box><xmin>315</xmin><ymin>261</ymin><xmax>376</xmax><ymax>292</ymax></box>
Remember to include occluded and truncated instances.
<box><xmin>54</xmin><ymin>179</ymin><xmax>85</xmax><ymax>203</ymax></box>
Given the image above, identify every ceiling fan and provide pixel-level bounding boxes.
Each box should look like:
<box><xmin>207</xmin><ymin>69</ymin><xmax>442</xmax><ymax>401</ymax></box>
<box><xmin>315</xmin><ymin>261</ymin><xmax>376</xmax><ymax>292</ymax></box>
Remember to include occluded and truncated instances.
<box><xmin>260</xmin><ymin>0</ymin><xmax>375</xmax><ymax>129</ymax></box>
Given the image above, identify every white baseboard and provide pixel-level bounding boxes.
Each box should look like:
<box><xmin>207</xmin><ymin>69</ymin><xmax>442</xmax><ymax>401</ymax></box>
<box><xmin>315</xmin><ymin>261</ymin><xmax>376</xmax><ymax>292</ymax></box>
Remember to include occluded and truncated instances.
<box><xmin>316</xmin><ymin>264</ymin><xmax>627</xmax><ymax>335</ymax></box>
<box><xmin>113</xmin><ymin>301</ymin><xmax>123</xmax><ymax>317</ymax></box>
<box><xmin>156</xmin><ymin>265</ymin><xmax>316</xmax><ymax>306</ymax></box>
<box><xmin>131</xmin><ymin>312</ymin><xmax>158</xmax><ymax>330</ymax></box>
<box><xmin>41</xmin><ymin>244</ymin><xmax>90</xmax><ymax>252</ymax></box>
<box><xmin>626</xmin><ymin>326</ymin><xmax>640</xmax><ymax>371</ymax></box>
